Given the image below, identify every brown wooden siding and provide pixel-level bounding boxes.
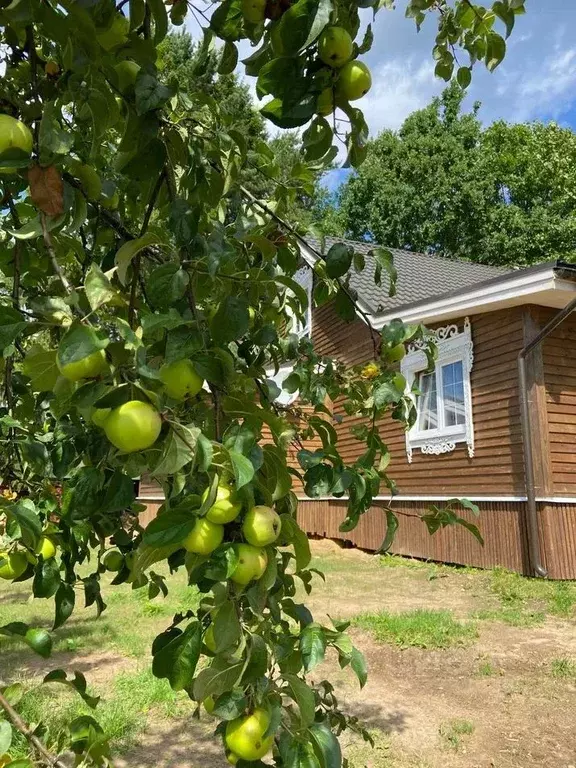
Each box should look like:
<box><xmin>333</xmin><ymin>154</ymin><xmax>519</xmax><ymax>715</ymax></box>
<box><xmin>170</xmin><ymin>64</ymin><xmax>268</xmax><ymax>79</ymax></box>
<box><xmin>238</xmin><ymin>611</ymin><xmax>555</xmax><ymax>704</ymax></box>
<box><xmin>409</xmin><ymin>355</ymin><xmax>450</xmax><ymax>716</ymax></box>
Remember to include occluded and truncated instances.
<box><xmin>541</xmin><ymin>308</ymin><xmax>576</xmax><ymax>495</ymax></box>
<box><xmin>311</xmin><ymin>303</ymin><xmax>527</xmax><ymax>497</ymax></box>
<box><xmin>296</xmin><ymin>498</ymin><xmax>576</xmax><ymax>579</ymax></box>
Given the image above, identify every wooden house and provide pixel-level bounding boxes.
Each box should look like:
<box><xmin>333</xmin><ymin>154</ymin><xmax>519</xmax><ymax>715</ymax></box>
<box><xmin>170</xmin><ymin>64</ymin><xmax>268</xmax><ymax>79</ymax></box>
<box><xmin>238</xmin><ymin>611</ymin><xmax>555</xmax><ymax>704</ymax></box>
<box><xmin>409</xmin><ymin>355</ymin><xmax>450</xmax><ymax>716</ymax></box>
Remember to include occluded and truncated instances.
<box><xmin>139</xmin><ymin>238</ymin><xmax>576</xmax><ymax>579</ymax></box>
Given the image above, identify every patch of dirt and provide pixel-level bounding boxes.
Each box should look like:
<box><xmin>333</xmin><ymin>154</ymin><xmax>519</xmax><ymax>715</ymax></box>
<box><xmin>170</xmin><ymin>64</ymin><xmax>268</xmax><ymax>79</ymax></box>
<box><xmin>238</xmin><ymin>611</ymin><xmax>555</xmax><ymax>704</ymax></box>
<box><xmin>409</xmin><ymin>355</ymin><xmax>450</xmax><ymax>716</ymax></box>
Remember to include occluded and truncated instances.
<box><xmin>116</xmin><ymin>716</ymin><xmax>228</xmax><ymax>768</ymax></box>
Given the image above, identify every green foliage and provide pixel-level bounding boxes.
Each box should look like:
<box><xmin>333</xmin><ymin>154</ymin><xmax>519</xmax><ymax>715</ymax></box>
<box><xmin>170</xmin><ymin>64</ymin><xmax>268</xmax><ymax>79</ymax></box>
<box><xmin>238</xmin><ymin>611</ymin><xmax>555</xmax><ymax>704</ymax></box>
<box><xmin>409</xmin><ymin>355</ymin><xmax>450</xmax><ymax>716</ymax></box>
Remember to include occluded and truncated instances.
<box><xmin>550</xmin><ymin>658</ymin><xmax>576</xmax><ymax>680</ymax></box>
<box><xmin>0</xmin><ymin>0</ymin><xmax>522</xmax><ymax>765</ymax></box>
<box><xmin>331</xmin><ymin>82</ymin><xmax>576</xmax><ymax>266</ymax></box>
<box><xmin>438</xmin><ymin>719</ymin><xmax>474</xmax><ymax>751</ymax></box>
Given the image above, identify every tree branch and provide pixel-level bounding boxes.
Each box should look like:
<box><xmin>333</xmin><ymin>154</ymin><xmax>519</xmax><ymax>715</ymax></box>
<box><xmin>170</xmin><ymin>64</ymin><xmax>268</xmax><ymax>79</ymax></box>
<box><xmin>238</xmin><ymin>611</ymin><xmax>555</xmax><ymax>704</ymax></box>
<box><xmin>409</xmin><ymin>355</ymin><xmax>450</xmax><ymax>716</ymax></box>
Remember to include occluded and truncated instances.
<box><xmin>128</xmin><ymin>171</ymin><xmax>166</xmax><ymax>328</ymax></box>
<box><xmin>0</xmin><ymin>691</ymin><xmax>68</xmax><ymax>768</ymax></box>
<box><xmin>239</xmin><ymin>185</ymin><xmax>381</xmax><ymax>358</ymax></box>
<box><xmin>40</xmin><ymin>212</ymin><xmax>73</xmax><ymax>295</ymax></box>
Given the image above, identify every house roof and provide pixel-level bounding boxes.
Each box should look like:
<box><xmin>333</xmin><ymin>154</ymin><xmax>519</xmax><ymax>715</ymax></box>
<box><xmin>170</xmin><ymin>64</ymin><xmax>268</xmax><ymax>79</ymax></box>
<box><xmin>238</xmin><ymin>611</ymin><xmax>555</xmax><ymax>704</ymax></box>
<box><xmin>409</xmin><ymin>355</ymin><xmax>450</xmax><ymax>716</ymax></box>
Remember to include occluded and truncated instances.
<box><xmin>307</xmin><ymin>237</ymin><xmax>513</xmax><ymax>315</ymax></box>
<box><xmin>301</xmin><ymin>237</ymin><xmax>576</xmax><ymax>326</ymax></box>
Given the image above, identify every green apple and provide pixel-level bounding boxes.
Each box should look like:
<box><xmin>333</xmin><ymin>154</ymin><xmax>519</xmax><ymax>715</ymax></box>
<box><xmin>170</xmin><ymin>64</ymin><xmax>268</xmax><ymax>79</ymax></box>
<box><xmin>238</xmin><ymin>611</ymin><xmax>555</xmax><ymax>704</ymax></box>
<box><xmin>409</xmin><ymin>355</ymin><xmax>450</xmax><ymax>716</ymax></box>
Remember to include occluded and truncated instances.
<box><xmin>96</xmin><ymin>14</ymin><xmax>130</xmax><ymax>51</ymax></box>
<box><xmin>57</xmin><ymin>349</ymin><xmax>108</xmax><ymax>382</ymax></box>
<box><xmin>318</xmin><ymin>26</ymin><xmax>353</xmax><ymax>68</ymax></box>
<box><xmin>0</xmin><ymin>551</ymin><xmax>27</xmax><ymax>580</ymax></box>
<box><xmin>0</xmin><ymin>114</ymin><xmax>33</xmax><ymax>174</ymax></box>
<box><xmin>242</xmin><ymin>0</ymin><xmax>266</xmax><ymax>23</ymax></box>
<box><xmin>242</xmin><ymin>505</ymin><xmax>281</xmax><ymax>547</ymax></box>
<box><xmin>100</xmin><ymin>190</ymin><xmax>119</xmax><ymax>210</ymax></box>
<box><xmin>225</xmin><ymin>708</ymin><xmax>274</xmax><ymax>762</ymax></box>
<box><xmin>203</xmin><ymin>484</ymin><xmax>242</xmax><ymax>524</ymax></box>
<box><xmin>317</xmin><ymin>88</ymin><xmax>335</xmax><ymax>116</ymax></box>
<box><xmin>68</xmin><ymin>159</ymin><xmax>102</xmax><ymax>200</ymax></box>
<box><xmin>230</xmin><ymin>543</ymin><xmax>267</xmax><ymax>585</ymax></box>
<box><xmin>393</xmin><ymin>372</ymin><xmax>407</xmax><ymax>392</ymax></box>
<box><xmin>203</xmin><ymin>695</ymin><xmax>216</xmax><ymax>715</ymax></box>
<box><xmin>91</xmin><ymin>407</ymin><xmax>111</xmax><ymax>427</ymax></box>
<box><xmin>182</xmin><ymin>518</ymin><xmax>224</xmax><ymax>556</ymax></box>
<box><xmin>103</xmin><ymin>550</ymin><xmax>124</xmax><ymax>571</ymax></box>
<box><xmin>159</xmin><ymin>359</ymin><xmax>204</xmax><ymax>401</ymax></box>
<box><xmin>104</xmin><ymin>400</ymin><xmax>162</xmax><ymax>452</ymax></box>
<box><xmin>226</xmin><ymin>754</ymin><xmax>238</xmax><ymax>766</ymax></box>
<box><xmin>336</xmin><ymin>60</ymin><xmax>372</xmax><ymax>101</ymax></box>
<box><xmin>114</xmin><ymin>60</ymin><xmax>140</xmax><ymax>93</ymax></box>
<box><xmin>36</xmin><ymin>537</ymin><xmax>56</xmax><ymax>559</ymax></box>
<box><xmin>386</xmin><ymin>343</ymin><xmax>406</xmax><ymax>363</ymax></box>
<box><xmin>204</xmin><ymin>624</ymin><xmax>217</xmax><ymax>653</ymax></box>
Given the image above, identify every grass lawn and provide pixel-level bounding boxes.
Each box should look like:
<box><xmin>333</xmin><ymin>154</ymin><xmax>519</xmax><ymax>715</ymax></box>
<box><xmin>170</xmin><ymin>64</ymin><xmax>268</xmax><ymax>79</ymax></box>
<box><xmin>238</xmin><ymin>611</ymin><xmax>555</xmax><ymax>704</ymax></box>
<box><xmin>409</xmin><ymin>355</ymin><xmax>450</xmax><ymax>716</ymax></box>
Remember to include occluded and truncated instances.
<box><xmin>1</xmin><ymin>542</ymin><xmax>576</xmax><ymax>768</ymax></box>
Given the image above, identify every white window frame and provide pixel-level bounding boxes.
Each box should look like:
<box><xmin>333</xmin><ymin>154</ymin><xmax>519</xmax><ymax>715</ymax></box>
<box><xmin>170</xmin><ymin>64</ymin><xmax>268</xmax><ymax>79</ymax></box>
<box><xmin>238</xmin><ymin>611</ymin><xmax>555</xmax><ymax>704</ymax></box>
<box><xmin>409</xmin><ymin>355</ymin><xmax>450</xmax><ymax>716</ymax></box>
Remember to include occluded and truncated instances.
<box><xmin>267</xmin><ymin>266</ymin><xmax>313</xmax><ymax>406</ymax></box>
<box><xmin>401</xmin><ymin>317</ymin><xmax>475</xmax><ymax>463</ymax></box>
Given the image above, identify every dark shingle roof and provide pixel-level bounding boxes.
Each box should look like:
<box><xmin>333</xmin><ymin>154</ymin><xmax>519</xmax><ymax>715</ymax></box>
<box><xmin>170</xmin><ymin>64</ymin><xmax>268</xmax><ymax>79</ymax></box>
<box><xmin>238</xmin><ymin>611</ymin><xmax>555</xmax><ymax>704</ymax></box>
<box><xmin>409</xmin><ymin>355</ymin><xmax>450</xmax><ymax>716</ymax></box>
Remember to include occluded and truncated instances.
<box><xmin>308</xmin><ymin>237</ymin><xmax>513</xmax><ymax>315</ymax></box>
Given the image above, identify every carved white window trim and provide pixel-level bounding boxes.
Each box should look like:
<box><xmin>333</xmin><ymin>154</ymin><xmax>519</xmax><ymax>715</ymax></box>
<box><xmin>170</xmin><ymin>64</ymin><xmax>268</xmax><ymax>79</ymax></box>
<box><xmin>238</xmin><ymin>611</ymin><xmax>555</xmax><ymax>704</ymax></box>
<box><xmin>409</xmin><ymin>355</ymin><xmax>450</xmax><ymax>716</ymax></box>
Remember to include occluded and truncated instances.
<box><xmin>400</xmin><ymin>317</ymin><xmax>475</xmax><ymax>463</ymax></box>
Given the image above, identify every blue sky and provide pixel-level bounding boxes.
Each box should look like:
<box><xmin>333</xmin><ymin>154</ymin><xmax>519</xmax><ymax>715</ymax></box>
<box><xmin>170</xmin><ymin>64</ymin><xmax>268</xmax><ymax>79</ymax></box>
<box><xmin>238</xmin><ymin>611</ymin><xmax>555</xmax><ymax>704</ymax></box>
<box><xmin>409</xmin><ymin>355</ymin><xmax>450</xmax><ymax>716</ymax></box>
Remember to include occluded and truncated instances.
<box><xmin>188</xmin><ymin>2</ymin><xmax>576</xmax><ymax>192</ymax></box>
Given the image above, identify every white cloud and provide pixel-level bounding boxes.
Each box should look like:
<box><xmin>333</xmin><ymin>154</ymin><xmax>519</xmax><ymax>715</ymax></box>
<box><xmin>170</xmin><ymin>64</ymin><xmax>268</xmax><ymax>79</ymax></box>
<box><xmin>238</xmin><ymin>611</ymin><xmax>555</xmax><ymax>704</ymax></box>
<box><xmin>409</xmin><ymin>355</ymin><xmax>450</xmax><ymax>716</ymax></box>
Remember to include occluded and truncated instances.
<box><xmin>361</xmin><ymin>57</ymin><xmax>439</xmax><ymax>133</ymax></box>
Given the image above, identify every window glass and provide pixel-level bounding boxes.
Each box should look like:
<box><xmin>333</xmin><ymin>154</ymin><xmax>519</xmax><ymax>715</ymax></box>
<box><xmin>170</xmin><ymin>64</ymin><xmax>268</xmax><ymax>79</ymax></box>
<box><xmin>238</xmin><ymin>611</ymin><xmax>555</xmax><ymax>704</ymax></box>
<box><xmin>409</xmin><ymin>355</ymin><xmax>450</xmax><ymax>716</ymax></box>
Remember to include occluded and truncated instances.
<box><xmin>417</xmin><ymin>371</ymin><xmax>438</xmax><ymax>431</ymax></box>
<box><xmin>442</xmin><ymin>361</ymin><xmax>465</xmax><ymax>427</ymax></box>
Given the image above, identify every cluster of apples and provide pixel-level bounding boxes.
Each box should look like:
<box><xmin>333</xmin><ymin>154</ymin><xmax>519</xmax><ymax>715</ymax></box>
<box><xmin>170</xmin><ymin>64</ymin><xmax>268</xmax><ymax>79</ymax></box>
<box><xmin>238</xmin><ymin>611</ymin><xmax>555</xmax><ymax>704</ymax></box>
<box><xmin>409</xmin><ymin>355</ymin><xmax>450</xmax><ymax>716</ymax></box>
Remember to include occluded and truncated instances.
<box><xmin>315</xmin><ymin>26</ymin><xmax>372</xmax><ymax>115</ymax></box>
<box><xmin>0</xmin><ymin>536</ymin><xmax>57</xmax><ymax>581</ymax></box>
<box><xmin>183</xmin><ymin>483</ymin><xmax>280</xmax><ymax>586</ymax></box>
<box><xmin>55</xmin><ymin>344</ymin><xmax>206</xmax><ymax>453</ymax></box>
<box><xmin>189</xmin><ymin>482</ymin><xmax>281</xmax><ymax>763</ymax></box>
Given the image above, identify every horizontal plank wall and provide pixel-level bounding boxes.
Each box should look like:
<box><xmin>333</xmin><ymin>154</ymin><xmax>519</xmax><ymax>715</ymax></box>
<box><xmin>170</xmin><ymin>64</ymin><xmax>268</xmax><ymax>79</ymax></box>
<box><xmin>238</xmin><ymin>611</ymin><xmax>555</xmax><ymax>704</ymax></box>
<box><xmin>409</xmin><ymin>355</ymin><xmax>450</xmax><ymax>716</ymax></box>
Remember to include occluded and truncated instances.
<box><xmin>312</xmin><ymin>303</ymin><xmax>527</xmax><ymax>497</ymax></box>
<box><xmin>541</xmin><ymin>308</ymin><xmax>576</xmax><ymax>495</ymax></box>
<box><xmin>296</xmin><ymin>499</ymin><xmax>576</xmax><ymax>578</ymax></box>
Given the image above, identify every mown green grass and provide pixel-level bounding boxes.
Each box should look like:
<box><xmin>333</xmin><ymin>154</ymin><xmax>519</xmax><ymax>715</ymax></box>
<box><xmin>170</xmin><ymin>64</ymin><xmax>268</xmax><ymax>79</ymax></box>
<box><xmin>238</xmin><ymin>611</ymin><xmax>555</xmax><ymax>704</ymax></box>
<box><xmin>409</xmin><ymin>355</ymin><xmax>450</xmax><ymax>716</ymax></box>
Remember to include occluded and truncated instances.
<box><xmin>353</xmin><ymin>609</ymin><xmax>477</xmax><ymax>649</ymax></box>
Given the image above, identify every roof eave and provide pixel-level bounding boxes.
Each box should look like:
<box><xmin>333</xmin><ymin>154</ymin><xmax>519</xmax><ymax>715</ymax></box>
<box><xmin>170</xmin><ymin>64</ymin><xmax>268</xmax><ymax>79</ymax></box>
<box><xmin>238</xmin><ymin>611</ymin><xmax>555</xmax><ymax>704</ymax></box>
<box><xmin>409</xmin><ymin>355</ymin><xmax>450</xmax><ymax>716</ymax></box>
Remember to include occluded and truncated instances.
<box><xmin>370</xmin><ymin>265</ymin><xmax>576</xmax><ymax>329</ymax></box>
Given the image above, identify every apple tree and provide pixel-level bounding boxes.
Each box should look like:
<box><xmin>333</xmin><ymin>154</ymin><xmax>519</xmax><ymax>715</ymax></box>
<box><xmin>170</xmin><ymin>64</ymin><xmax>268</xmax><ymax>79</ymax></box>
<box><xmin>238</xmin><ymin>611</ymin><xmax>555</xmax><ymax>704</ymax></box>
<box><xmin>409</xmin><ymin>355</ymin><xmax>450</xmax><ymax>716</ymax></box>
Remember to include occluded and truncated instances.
<box><xmin>0</xmin><ymin>0</ymin><xmax>522</xmax><ymax>765</ymax></box>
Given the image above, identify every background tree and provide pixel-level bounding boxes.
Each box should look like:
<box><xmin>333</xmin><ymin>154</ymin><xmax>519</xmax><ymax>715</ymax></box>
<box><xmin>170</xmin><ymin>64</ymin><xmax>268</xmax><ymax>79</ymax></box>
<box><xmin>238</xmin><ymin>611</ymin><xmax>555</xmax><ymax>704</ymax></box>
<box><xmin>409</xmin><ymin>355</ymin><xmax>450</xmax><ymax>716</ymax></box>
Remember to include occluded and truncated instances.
<box><xmin>0</xmin><ymin>1</ymin><xmax>522</xmax><ymax>766</ymax></box>
<box><xmin>330</xmin><ymin>83</ymin><xmax>576</xmax><ymax>266</ymax></box>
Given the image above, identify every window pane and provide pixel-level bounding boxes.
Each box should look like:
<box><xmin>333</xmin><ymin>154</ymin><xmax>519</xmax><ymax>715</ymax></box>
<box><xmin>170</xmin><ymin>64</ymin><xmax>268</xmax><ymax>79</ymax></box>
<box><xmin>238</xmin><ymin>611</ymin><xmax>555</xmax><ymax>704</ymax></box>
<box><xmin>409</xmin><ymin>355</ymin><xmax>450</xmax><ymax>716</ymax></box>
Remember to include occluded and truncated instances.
<box><xmin>442</xmin><ymin>361</ymin><xmax>465</xmax><ymax>427</ymax></box>
<box><xmin>417</xmin><ymin>371</ymin><xmax>438</xmax><ymax>431</ymax></box>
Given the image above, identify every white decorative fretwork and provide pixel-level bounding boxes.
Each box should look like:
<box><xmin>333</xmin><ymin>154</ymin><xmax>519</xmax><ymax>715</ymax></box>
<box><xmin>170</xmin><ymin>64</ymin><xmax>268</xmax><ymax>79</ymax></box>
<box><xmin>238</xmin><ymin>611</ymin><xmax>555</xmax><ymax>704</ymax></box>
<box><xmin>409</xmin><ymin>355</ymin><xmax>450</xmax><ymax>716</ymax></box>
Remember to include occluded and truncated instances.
<box><xmin>401</xmin><ymin>317</ymin><xmax>475</xmax><ymax>463</ymax></box>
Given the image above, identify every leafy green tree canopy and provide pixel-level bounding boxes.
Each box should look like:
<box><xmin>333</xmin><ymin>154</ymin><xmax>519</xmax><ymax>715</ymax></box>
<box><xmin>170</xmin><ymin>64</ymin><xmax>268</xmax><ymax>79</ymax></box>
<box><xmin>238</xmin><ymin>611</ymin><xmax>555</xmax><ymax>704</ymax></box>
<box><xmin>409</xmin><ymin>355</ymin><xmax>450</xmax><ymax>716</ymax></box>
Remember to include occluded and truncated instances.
<box><xmin>331</xmin><ymin>82</ymin><xmax>576</xmax><ymax>266</ymax></box>
<box><xmin>0</xmin><ymin>0</ymin><xmax>522</xmax><ymax>765</ymax></box>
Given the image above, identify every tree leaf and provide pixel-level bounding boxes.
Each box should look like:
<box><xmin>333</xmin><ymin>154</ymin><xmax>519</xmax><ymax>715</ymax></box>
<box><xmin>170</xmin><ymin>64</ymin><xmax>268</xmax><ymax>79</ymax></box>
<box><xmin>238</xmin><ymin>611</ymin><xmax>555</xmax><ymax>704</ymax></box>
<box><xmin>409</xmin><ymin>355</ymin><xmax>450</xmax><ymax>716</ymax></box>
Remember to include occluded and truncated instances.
<box><xmin>309</xmin><ymin>723</ymin><xmax>342</xmax><ymax>768</ymax></box>
<box><xmin>28</xmin><ymin>164</ymin><xmax>64</xmax><ymax>216</ymax></box>
<box><xmin>85</xmin><ymin>263</ymin><xmax>122</xmax><ymax>311</ymax></box>
<box><xmin>33</xmin><ymin>556</ymin><xmax>61</xmax><ymax>599</ymax></box>
<box><xmin>283</xmin><ymin>674</ymin><xmax>316</xmax><ymax>726</ymax></box>
<box><xmin>22</xmin><ymin>347</ymin><xmax>59</xmax><ymax>392</ymax></box>
<box><xmin>53</xmin><ymin>583</ymin><xmax>75</xmax><ymax>630</ymax></box>
<box><xmin>280</xmin><ymin>514</ymin><xmax>311</xmax><ymax>570</ymax></box>
<box><xmin>44</xmin><ymin>669</ymin><xmax>100</xmax><ymax>708</ymax></box>
<box><xmin>0</xmin><ymin>721</ymin><xmax>12</xmax><ymax>754</ymax></box>
<box><xmin>153</xmin><ymin>424</ymin><xmax>199</xmax><ymax>476</ymax></box>
<box><xmin>8</xmin><ymin>499</ymin><xmax>42</xmax><ymax>549</ymax></box>
<box><xmin>211</xmin><ymin>690</ymin><xmax>247</xmax><ymax>720</ymax></box>
<box><xmin>152</xmin><ymin>621</ymin><xmax>202</xmax><ymax>691</ymax></box>
<box><xmin>210</xmin><ymin>296</ymin><xmax>250</xmax><ymax>344</ymax></box>
<box><xmin>115</xmin><ymin>233</ymin><xmax>167</xmax><ymax>285</ymax></box>
<box><xmin>325</xmin><ymin>243</ymin><xmax>353</xmax><ymax>278</ymax></box>
<box><xmin>376</xmin><ymin>508</ymin><xmax>398</xmax><ymax>554</ymax></box>
<box><xmin>273</xmin><ymin>0</ymin><xmax>333</xmax><ymax>54</ymax></box>
<box><xmin>135</xmin><ymin>74</ymin><xmax>173</xmax><ymax>115</ymax></box>
<box><xmin>192</xmin><ymin>657</ymin><xmax>246</xmax><ymax>701</ymax></box>
<box><xmin>57</xmin><ymin>323</ymin><xmax>108</xmax><ymax>368</ymax></box>
<box><xmin>0</xmin><ymin>305</ymin><xmax>27</xmax><ymax>353</ymax></box>
<box><xmin>143</xmin><ymin>509</ymin><xmax>197</xmax><ymax>547</ymax></box>
<box><xmin>372</xmin><ymin>247</ymin><xmax>397</xmax><ymax>296</ymax></box>
<box><xmin>213</xmin><ymin>601</ymin><xmax>242</xmax><ymax>653</ymax></box>
<box><xmin>350</xmin><ymin>646</ymin><xmax>368</xmax><ymax>688</ymax></box>
<box><xmin>299</xmin><ymin>623</ymin><xmax>326</xmax><ymax>672</ymax></box>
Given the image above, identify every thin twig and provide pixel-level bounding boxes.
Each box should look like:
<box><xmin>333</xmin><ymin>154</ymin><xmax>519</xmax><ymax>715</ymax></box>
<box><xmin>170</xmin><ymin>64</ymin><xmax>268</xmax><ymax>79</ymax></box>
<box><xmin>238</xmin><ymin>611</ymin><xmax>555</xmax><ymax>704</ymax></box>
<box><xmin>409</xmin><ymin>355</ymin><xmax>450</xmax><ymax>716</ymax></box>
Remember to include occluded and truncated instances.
<box><xmin>128</xmin><ymin>171</ymin><xmax>165</xmax><ymax>327</ymax></box>
<box><xmin>40</xmin><ymin>212</ymin><xmax>73</xmax><ymax>295</ymax></box>
<box><xmin>239</xmin><ymin>185</ymin><xmax>381</xmax><ymax>358</ymax></box>
<box><xmin>0</xmin><ymin>690</ymin><xmax>69</xmax><ymax>768</ymax></box>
